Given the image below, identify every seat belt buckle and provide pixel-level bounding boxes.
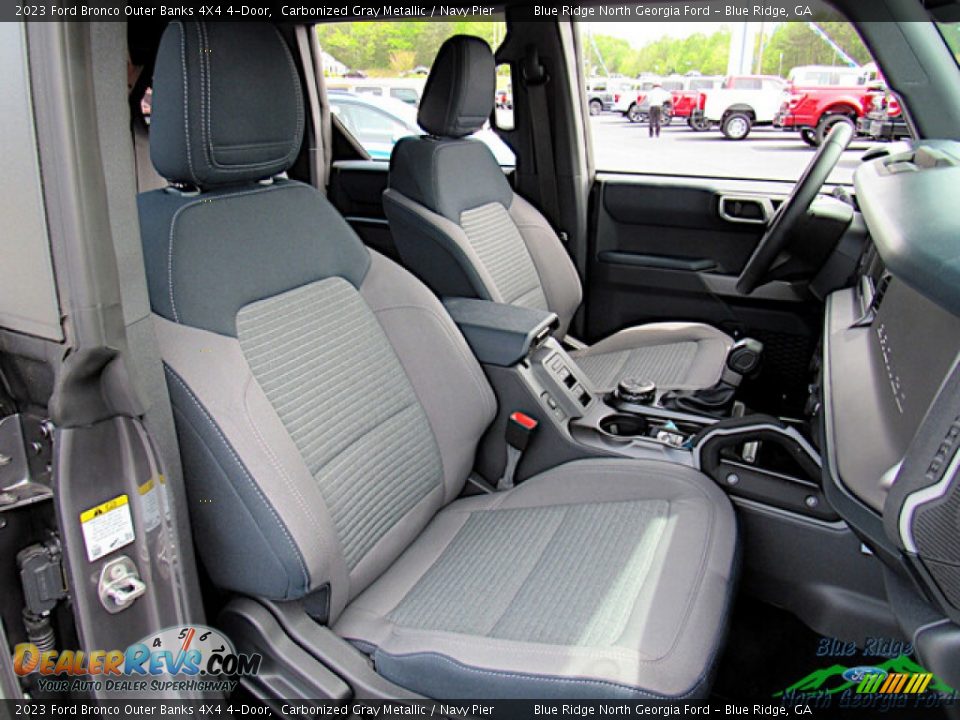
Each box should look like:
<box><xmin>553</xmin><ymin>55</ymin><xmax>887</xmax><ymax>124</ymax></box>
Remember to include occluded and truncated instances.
<box><xmin>498</xmin><ymin>412</ymin><xmax>538</xmax><ymax>491</ymax></box>
<box><xmin>507</xmin><ymin>411</ymin><xmax>538</xmax><ymax>451</ymax></box>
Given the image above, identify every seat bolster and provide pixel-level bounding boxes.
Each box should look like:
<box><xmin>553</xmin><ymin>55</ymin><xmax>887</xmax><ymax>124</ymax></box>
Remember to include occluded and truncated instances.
<box><xmin>336</xmin><ymin>459</ymin><xmax>736</xmax><ymax>699</ymax></box>
<box><xmin>572</xmin><ymin>322</ymin><xmax>733</xmax><ymax>391</ymax></box>
<box><xmin>507</xmin><ymin>194</ymin><xmax>583</xmax><ymax>338</ymax></box>
<box><xmin>360</xmin><ymin>251</ymin><xmax>498</xmax><ymax>504</ymax></box>
<box><xmin>154</xmin><ymin>314</ymin><xmax>349</xmax><ymax>606</ymax></box>
<box><xmin>383</xmin><ymin>188</ymin><xmax>502</xmax><ymax>303</ymax></box>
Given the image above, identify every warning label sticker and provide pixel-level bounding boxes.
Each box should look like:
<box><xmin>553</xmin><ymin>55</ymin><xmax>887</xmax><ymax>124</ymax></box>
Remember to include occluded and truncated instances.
<box><xmin>80</xmin><ymin>494</ymin><xmax>135</xmax><ymax>562</ymax></box>
<box><xmin>138</xmin><ymin>477</ymin><xmax>162</xmax><ymax>533</ymax></box>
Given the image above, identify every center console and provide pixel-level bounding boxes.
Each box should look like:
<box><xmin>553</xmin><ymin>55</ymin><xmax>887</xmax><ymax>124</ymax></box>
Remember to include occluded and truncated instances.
<box><xmin>445</xmin><ymin>296</ymin><xmax>906</xmax><ymax>646</ymax></box>
<box><xmin>445</xmin><ymin>297</ymin><xmax>833</xmax><ymax>522</ymax></box>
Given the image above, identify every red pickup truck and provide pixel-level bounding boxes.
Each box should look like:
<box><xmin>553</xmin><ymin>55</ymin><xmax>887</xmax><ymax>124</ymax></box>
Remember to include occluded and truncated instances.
<box><xmin>671</xmin><ymin>76</ymin><xmax>723</xmax><ymax>127</ymax></box>
<box><xmin>774</xmin><ymin>84</ymin><xmax>870</xmax><ymax>146</ymax></box>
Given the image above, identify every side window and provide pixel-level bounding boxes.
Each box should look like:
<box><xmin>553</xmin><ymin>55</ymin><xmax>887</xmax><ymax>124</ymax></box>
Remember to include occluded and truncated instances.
<box><xmin>317</xmin><ymin>19</ymin><xmax>515</xmax><ymax>166</ymax></box>
<box><xmin>328</xmin><ymin>99</ymin><xmax>418</xmax><ymax>160</ymax></box>
<box><xmin>584</xmin><ymin>20</ymin><xmax>893</xmax><ymax>183</ymax></box>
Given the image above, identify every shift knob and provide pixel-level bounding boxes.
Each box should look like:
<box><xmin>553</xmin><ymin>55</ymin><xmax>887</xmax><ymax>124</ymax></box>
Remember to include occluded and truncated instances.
<box><xmin>727</xmin><ymin>338</ymin><xmax>764</xmax><ymax>376</ymax></box>
<box><xmin>616</xmin><ymin>378</ymin><xmax>656</xmax><ymax>405</ymax></box>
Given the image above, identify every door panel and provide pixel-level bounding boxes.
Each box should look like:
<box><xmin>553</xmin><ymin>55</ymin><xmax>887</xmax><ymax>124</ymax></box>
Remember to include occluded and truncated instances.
<box><xmin>598</xmin><ymin>182</ymin><xmax>768</xmax><ymax>274</ymax></box>
<box><xmin>587</xmin><ymin>173</ymin><xmax>820</xmax><ymax>414</ymax></box>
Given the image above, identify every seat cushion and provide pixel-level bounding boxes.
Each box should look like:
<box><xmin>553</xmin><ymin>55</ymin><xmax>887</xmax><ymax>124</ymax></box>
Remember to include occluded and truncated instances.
<box><xmin>335</xmin><ymin>459</ymin><xmax>737</xmax><ymax>699</ymax></box>
<box><xmin>571</xmin><ymin>322</ymin><xmax>733</xmax><ymax>392</ymax></box>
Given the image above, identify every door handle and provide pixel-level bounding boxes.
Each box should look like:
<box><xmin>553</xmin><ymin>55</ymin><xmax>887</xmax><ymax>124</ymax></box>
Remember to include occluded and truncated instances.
<box><xmin>718</xmin><ymin>195</ymin><xmax>773</xmax><ymax>225</ymax></box>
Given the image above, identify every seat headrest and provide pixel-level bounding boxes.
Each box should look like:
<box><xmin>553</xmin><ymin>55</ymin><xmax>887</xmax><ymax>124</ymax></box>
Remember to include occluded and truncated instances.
<box><xmin>417</xmin><ymin>35</ymin><xmax>495</xmax><ymax>138</ymax></box>
<box><xmin>150</xmin><ymin>22</ymin><xmax>304</xmax><ymax>189</ymax></box>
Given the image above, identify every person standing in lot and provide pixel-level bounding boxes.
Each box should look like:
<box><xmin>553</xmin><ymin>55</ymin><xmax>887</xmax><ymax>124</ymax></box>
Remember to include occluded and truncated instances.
<box><xmin>646</xmin><ymin>81</ymin><xmax>672</xmax><ymax>138</ymax></box>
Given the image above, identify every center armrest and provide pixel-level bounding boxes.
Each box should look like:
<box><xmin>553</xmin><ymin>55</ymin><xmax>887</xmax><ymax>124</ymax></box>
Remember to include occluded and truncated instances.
<box><xmin>442</xmin><ymin>297</ymin><xmax>559</xmax><ymax>367</ymax></box>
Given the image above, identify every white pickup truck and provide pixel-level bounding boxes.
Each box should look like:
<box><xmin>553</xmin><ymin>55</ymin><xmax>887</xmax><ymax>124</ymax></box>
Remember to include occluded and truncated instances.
<box><xmin>689</xmin><ymin>75</ymin><xmax>787</xmax><ymax>139</ymax></box>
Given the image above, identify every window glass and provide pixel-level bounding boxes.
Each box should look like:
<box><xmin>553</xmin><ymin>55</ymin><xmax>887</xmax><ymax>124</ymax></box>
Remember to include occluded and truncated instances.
<box><xmin>389</xmin><ymin>87</ymin><xmax>419</xmax><ymax>105</ymax></box>
<box><xmin>318</xmin><ymin>19</ymin><xmax>515</xmax><ymax>165</ymax></box>
<box><xmin>937</xmin><ymin>21</ymin><xmax>960</xmax><ymax>65</ymax></box>
<box><xmin>583</xmin><ymin>21</ymin><xmax>899</xmax><ymax>184</ymax></box>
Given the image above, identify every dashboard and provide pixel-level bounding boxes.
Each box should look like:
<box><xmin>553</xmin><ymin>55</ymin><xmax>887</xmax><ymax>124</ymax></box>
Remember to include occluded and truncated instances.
<box><xmin>820</xmin><ymin>140</ymin><xmax>960</xmax><ymax>671</ymax></box>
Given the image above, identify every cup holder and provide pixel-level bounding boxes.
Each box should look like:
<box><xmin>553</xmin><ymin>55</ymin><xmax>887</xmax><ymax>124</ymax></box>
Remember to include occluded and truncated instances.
<box><xmin>599</xmin><ymin>414</ymin><xmax>648</xmax><ymax>438</ymax></box>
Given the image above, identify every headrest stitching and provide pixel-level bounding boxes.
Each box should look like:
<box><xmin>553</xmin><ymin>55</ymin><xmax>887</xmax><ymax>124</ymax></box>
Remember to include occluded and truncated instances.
<box><xmin>198</xmin><ymin>23</ymin><xmax>212</xmax><ymax>175</ymax></box>
<box><xmin>197</xmin><ymin>22</ymin><xmax>304</xmax><ymax>176</ymax></box>
<box><xmin>174</xmin><ymin>22</ymin><xmax>199</xmax><ymax>185</ymax></box>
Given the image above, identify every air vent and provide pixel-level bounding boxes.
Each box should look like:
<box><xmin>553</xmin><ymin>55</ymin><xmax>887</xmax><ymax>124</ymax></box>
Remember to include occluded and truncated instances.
<box><xmin>870</xmin><ymin>272</ymin><xmax>893</xmax><ymax>312</ymax></box>
<box><xmin>855</xmin><ymin>270</ymin><xmax>892</xmax><ymax>327</ymax></box>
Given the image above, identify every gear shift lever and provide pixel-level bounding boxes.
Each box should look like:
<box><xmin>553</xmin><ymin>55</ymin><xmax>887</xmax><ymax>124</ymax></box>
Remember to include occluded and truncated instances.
<box><xmin>721</xmin><ymin>338</ymin><xmax>764</xmax><ymax>384</ymax></box>
<box><xmin>661</xmin><ymin>337</ymin><xmax>764</xmax><ymax>416</ymax></box>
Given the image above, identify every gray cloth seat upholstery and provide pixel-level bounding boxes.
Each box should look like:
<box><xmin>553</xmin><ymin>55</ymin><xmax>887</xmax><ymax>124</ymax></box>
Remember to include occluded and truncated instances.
<box><xmin>336</xmin><ymin>460</ymin><xmax>736</xmax><ymax>699</ymax></box>
<box><xmin>384</xmin><ymin>36</ymin><xmax>733</xmax><ymax>392</ymax></box>
<box><xmin>137</xmin><ymin>21</ymin><xmax>737</xmax><ymax>700</ymax></box>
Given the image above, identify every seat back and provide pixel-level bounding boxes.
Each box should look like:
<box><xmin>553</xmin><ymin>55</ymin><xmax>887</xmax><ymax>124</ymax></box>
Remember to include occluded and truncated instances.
<box><xmin>138</xmin><ymin>22</ymin><xmax>496</xmax><ymax>621</ymax></box>
<box><xmin>383</xmin><ymin>36</ymin><xmax>582</xmax><ymax>337</ymax></box>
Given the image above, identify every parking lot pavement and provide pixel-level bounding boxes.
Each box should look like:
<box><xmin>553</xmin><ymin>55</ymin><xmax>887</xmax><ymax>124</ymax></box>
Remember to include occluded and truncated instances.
<box><xmin>588</xmin><ymin>113</ymin><xmax>883</xmax><ymax>185</ymax></box>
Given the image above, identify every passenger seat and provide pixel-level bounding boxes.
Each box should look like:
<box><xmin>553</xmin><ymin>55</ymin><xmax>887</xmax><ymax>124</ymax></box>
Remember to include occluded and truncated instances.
<box><xmin>383</xmin><ymin>36</ymin><xmax>734</xmax><ymax>392</ymax></box>
<box><xmin>137</xmin><ymin>21</ymin><xmax>737</xmax><ymax>699</ymax></box>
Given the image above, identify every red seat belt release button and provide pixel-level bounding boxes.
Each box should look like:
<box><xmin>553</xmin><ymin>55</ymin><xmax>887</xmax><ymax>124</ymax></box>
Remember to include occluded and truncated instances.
<box><xmin>507</xmin><ymin>411</ymin><xmax>538</xmax><ymax>452</ymax></box>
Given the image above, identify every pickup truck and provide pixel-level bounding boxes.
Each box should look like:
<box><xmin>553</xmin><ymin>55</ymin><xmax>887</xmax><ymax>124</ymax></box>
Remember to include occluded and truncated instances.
<box><xmin>671</xmin><ymin>76</ymin><xmax>724</xmax><ymax>127</ymax></box>
<box><xmin>689</xmin><ymin>75</ymin><xmax>786</xmax><ymax>139</ymax></box>
<box><xmin>615</xmin><ymin>77</ymin><xmax>687</xmax><ymax>124</ymax></box>
<box><xmin>586</xmin><ymin>80</ymin><xmax>615</xmax><ymax>115</ymax></box>
<box><xmin>774</xmin><ymin>84</ymin><xmax>869</xmax><ymax>146</ymax></box>
<box><xmin>857</xmin><ymin>86</ymin><xmax>910</xmax><ymax>141</ymax></box>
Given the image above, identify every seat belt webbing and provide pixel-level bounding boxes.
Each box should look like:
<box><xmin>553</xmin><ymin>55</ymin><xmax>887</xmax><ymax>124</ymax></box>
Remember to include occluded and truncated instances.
<box><xmin>523</xmin><ymin>46</ymin><xmax>561</xmax><ymax>231</ymax></box>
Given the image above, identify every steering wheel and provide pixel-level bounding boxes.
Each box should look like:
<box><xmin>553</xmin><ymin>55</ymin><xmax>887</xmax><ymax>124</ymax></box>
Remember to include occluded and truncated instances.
<box><xmin>736</xmin><ymin>121</ymin><xmax>855</xmax><ymax>294</ymax></box>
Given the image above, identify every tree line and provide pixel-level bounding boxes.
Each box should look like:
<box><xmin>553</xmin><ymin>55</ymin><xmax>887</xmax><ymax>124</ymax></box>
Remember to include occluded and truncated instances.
<box><xmin>317</xmin><ymin>21</ymin><xmax>871</xmax><ymax>78</ymax></box>
<box><xmin>588</xmin><ymin>22</ymin><xmax>871</xmax><ymax>78</ymax></box>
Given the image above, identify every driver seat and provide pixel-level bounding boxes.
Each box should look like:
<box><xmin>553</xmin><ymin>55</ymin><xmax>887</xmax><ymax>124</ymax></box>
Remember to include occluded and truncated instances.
<box><xmin>383</xmin><ymin>36</ymin><xmax>734</xmax><ymax>391</ymax></box>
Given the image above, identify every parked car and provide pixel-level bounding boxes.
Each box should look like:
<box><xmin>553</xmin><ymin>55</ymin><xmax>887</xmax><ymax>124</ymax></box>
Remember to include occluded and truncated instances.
<box><xmin>775</xmin><ymin>83</ymin><xmax>871</xmax><ymax>146</ymax></box>
<box><xmin>326</xmin><ymin>78</ymin><xmax>425</xmax><ymax>106</ymax></box>
<box><xmin>689</xmin><ymin>75</ymin><xmax>787</xmax><ymax>139</ymax></box>
<box><xmin>857</xmin><ymin>85</ymin><xmax>910</xmax><ymax>141</ymax></box>
<box><xmin>328</xmin><ymin>92</ymin><xmax>515</xmax><ymax>164</ymax></box>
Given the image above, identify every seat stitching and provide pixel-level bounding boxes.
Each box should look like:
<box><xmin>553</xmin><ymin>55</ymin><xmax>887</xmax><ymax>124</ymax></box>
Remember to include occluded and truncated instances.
<box><xmin>197</xmin><ymin>23</ymin><xmax>304</xmax><ymax>174</ymax></box>
<box><xmin>172</xmin><ymin>22</ymin><xmax>197</xmax><ymax>185</ymax></box>
<box><xmin>240</xmin><ymin>372</ymin><xmax>327</xmax><ymax>552</ymax></box>
<box><xmin>197</xmin><ymin>23</ymin><xmax>208</xmax><ymax>173</ymax></box>
<box><xmin>486</xmin><ymin>506</ymin><xmax>569</xmax><ymax>634</ymax></box>
<box><xmin>164</xmin><ymin>364</ymin><xmax>309</xmax><ymax>592</ymax></box>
